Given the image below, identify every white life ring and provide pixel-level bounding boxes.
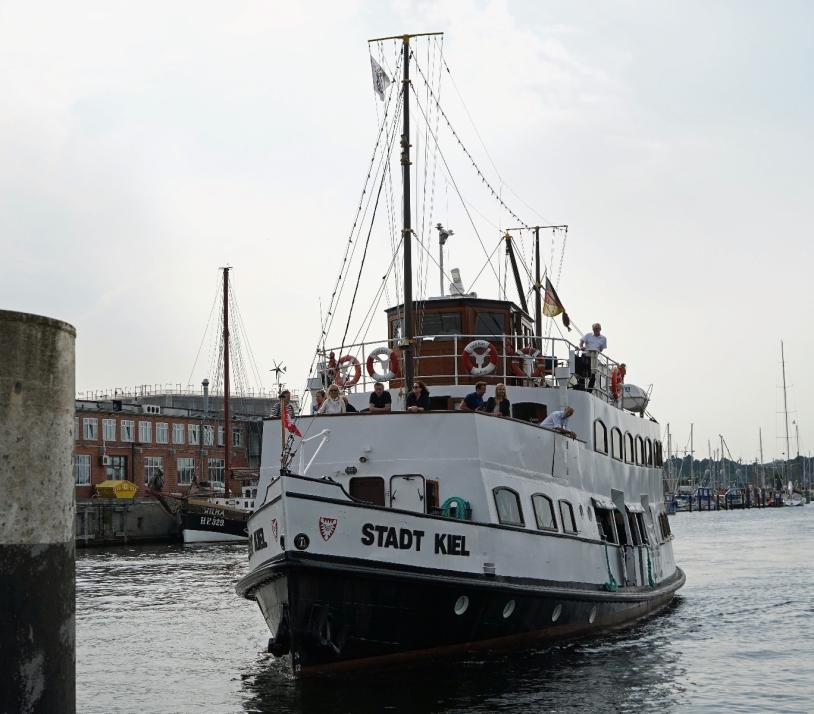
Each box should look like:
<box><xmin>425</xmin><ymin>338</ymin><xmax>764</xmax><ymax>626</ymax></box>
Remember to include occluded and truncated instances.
<box><xmin>366</xmin><ymin>347</ymin><xmax>399</xmax><ymax>382</ymax></box>
<box><xmin>461</xmin><ymin>340</ymin><xmax>498</xmax><ymax>376</ymax></box>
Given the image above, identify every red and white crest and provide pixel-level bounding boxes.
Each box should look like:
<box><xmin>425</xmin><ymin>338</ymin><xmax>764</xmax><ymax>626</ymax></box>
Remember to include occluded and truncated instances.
<box><xmin>319</xmin><ymin>516</ymin><xmax>338</xmax><ymax>541</ymax></box>
<box><xmin>270</xmin><ymin>518</ymin><xmax>278</xmax><ymax>541</ymax></box>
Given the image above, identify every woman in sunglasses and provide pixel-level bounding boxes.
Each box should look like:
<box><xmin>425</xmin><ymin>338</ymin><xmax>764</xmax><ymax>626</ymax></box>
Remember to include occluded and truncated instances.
<box><xmin>406</xmin><ymin>380</ymin><xmax>431</xmax><ymax>413</ymax></box>
<box><xmin>318</xmin><ymin>384</ymin><xmax>347</xmax><ymax>415</ymax></box>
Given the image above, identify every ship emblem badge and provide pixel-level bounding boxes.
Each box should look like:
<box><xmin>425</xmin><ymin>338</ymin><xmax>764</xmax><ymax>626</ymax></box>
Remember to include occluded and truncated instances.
<box><xmin>319</xmin><ymin>516</ymin><xmax>338</xmax><ymax>541</ymax></box>
<box><xmin>271</xmin><ymin>518</ymin><xmax>278</xmax><ymax>540</ymax></box>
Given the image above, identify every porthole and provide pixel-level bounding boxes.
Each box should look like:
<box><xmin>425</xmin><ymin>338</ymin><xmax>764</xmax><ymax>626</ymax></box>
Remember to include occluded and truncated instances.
<box><xmin>588</xmin><ymin>605</ymin><xmax>598</xmax><ymax>624</ymax></box>
<box><xmin>454</xmin><ymin>595</ymin><xmax>469</xmax><ymax>615</ymax></box>
<box><xmin>551</xmin><ymin>604</ymin><xmax>562</xmax><ymax>622</ymax></box>
<box><xmin>502</xmin><ymin>600</ymin><xmax>516</xmax><ymax>619</ymax></box>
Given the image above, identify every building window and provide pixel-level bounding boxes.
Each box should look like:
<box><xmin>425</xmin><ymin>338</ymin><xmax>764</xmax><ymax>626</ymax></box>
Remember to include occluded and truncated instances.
<box><xmin>611</xmin><ymin>428</ymin><xmax>623</xmax><ymax>460</ymax></box>
<box><xmin>532</xmin><ymin>494</ymin><xmax>557</xmax><ymax>531</ymax></box>
<box><xmin>419</xmin><ymin>312</ymin><xmax>462</xmax><ymax>337</ymax></box>
<box><xmin>475</xmin><ymin>311</ymin><xmax>505</xmax><ymax>335</ymax></box>
<box><xmin>172</xmin><ymin>423</ymin><xmax>185</xmax><ymax>445</ymax></box>
<box><xmin>139</xmin><ymin>421</ymin><xmax>152</xmax><ymax>444</ymax></box>
<box><xmin>177</xmin><ymin>457</ymin><xmax>195</xmax><ymax>485</ymax></box>
<box><xmin>188</xmin><ymin>424</ymin><xmax>200</xmax><ymax>445</ymax></box>
<box><xmin>121</xmin><ymin>420</ymin><xmax>134</xmax><ymax>442</ymax></box>
<box><xmin>73</xmin><ymin>454</ymin><xmax>91</xmax><ymax>485</ymax></box>
<box><xmin>106</xmin><ymin>456</ymin><xmax>127</xmax><ymax>481</ymax></box>
<box><xmin>144</xmin><ymin>456</ymin><xmax>163</xmax><ymax>484</ymax></box>
<box><xmin>559</xmin><ymin>500</ymin><xmax>577</xmax><ymax>534</ymax></box>
<box><xmin>83</xmin><ymin>418</ymin><xmax>98</xmax><ymax>440</ymax></box>
<box><xmin>232</xmin><ymin>428</ymin><xmax>243</xmax><ymax>448</ymax></box>
<box><xmin>102</xmin><ymin>418</ymin><xmax>116</xmax><ymax>442</ymax></box>
<box><xmin>156</xmin><ymin>422</ymin><xmax>169</xmax><ymax>444</ymax></box>
<box><xmin>594</xmin><ymin>420</ymin><xmax>608</xmax><ymax>454</ymax></box>
<box><xmin>202</xmin><ymin>425</ymin><xmax>214</xmax><ymax>446</ymax></box>
<box><xmin>208</xmin><ymin>458</ymin><xmax>225</xmax><ymax>488</ymax></box>
<box><xmin>624</xmin><ymin>433</ymin><xmax>634</xmax><ymax>464</ymax></box>
<box><xmin>74</xmin><ymin>417</ymin><xmax>79</xmax><ymax>441</ymax></box>
<box><xmin>493</xmin><ymin>487</ymin><xmax>524</xmax><ymax>527</ymax></box>
<box><xmin>635</xmin><ymin>436</ymin><xmax>644</xmax><ymax>466</ymax></box>
<box><xmin>217</xmin><ymin>426</ymin><xmax>224</xmax><ymax>447</ymax></box>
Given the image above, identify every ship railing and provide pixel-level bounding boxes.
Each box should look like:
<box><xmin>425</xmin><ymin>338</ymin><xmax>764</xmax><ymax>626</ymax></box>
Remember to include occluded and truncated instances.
<box><xmin>315</xmin><ymin>334</ymin><xmax>624</xmax><ymax>406</ymax></box>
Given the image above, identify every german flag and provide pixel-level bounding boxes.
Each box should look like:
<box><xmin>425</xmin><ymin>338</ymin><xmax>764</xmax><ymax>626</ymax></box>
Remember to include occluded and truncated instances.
<box><xmin>543</xmin><ymin>277</ymin><xmax>571</xmax><ymax>331</ymax></box>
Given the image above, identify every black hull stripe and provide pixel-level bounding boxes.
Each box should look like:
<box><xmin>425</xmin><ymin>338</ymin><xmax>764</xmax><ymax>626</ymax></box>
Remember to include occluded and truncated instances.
<box><xmin>237</xmin><ymin>550</ymin><xmax>685</xmax><ymax>604</ymax></box>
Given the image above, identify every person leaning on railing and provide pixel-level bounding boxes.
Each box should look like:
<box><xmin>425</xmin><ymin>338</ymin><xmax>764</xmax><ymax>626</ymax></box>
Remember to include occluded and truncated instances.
<box><xmin>460</xmin><ymin>381</ymin><xmax>486</xmax><ymax>411</ymax></box>
<box><xmin>540</xmin><ymin>406</ymin><xmax>576</xmax><ymax>439</ymax></box>
<box><xmin>318</xmin><ymin>384</ymin><xmax>346</xmax><ymax>415</ymax></box>
<box><xmin>368</xmin><ymin>382</ymin><xmax>392</xmax><ymax>413</ymax></box>
<box><xmin>406</xmin><ymin>381</ymin><xmax>431</xmax><ymax>413</ymax></box>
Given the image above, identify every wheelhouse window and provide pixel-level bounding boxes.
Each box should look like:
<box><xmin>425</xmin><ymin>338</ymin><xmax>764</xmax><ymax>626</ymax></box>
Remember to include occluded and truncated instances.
<box><xmin>475</xmin><ymin>311</ymin><xmax>505</xmax><ymax>336</ymax></box>
<box><xmin>624</xmin><ymin>433</ymin><xmax>634</xmax><ymax>464</ymax></box>
<box><xmin>558</xmin><ymin>500</ymin><xmax>577</xmax><ymax>534</ymax></box>
<box><xmin>594</xmin><ymin>420</ymin><xmax>608</xmax><ymax>454</ymax></box>
<box><xmin>611</xmin><ymin>428</ymin><xmax>623</xmax><ymax>461</ymax></box>
<box><xmin>419</xmin><ymin>312</ymin><xmax>462</xmax><ymax>337</ymax></box>
<box><xmin>390</xmin><ymin>318</ymin><xmax>402</xmax><ymax>341</ymax></box>
<box><xmin>532</xmin><ymin>494</ymin><xmax>557</xmax><ymax>531</ymax></box>
<box><xmin>493</xmin><ymin>487</ymin><xmax>524</xmax><ymax>527</ymax></box>
<box><xmin>645</xmin><ymin>438</ymin><xmax>653</xmax><ymax>466</ymax></box>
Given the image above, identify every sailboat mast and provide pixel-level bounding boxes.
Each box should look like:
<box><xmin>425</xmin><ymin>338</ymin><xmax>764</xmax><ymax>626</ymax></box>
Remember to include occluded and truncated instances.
<box><xmin>223</xmin><ymin>267</ymin><xmax>231</xmax><ymax>497</ymax></box>
<box><xmin>534</xmin><ymin>227</ymin><xmax>542</xmax><ymax>345</ymax></box>
<box><xmin>689</xmin><ymin>423</ymin><xmax>694</xmax><ymax>487</ymax></box>
<box><xmin>759</xmin><ymin>427</ymin><xmax>765</xmax><ymax>488</ymax></box>
<box><xmin>781</xmin><ymin>340</ymin><xmax>791</xmax><ymax>479</ymax></box>
<box><xmin>401</xmin><ymin>35</ymin><xmax>414</xmax><ymax>390</ymax></box>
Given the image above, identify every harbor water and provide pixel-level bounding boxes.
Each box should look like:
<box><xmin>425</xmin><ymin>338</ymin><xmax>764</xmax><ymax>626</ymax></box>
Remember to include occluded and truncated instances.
<box><xmin>77</xmin><ymin>507</ymin><xmax>814</xmax><ymax>713</ymax></box>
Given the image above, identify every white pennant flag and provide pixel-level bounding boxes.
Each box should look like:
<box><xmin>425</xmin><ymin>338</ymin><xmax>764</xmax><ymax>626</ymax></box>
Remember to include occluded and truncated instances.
<box><xmin>370</xmin><ymin>57</ymin><xmax>391</xmax><ymax>101</ymax></box>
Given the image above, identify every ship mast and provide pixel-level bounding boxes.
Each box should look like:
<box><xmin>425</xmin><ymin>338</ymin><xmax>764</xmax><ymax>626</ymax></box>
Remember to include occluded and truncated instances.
<box><xmin>222</xmin><ymin>266</ymin><xmax>231</xmax><ymax>497</ymax></box>
<box><xmin>781</xmin><ymin>340</ymin><xmax>791</xmax><ymax>481</ymax></box>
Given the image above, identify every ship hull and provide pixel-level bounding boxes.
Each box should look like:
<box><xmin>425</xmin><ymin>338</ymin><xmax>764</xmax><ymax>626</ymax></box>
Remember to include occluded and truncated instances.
<box><xmin>180</xmin><ymin>501</ymin><xmax>249</xmax><ymax>544</ymax></box>
<box><xmin>239</xmin><ymin>552</ymin><xmax>685</xmax><ymax>675</ymax></box>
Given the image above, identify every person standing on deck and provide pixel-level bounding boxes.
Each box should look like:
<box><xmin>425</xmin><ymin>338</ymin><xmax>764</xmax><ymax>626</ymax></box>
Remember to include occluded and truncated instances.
<box><xmin>271</xmin><ymin>390</ymin><xmax>295</xmax><ymax>419</ymax></box>
<box><xmin>578</xmin><ymin>323</ymin><xmax>607</xmax><ymax>391</ymax></box>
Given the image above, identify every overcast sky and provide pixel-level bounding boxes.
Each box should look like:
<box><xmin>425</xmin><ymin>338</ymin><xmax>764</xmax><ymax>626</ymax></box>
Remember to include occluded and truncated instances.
<box><xmin>2</xmin><ymin>0</ymin><xmax>812</xmax><ymax>463</ymax></box>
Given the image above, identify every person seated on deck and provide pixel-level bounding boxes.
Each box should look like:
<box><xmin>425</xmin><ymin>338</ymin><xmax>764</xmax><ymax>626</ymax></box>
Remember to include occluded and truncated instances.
<box><xmin>342</xmin><ymin>393</ymin><xmax>358</xmax><ymax>413</ymax></box>
<box><xmin>540</xmin><ymin>406</ymin><xmax>576</xmax><ymax>438</ymax></box>
<box><xmin>271</xmin><ymin>390</ymin><xmax>295</xmax><ymax>419</ymax></box>
<box><xmin>318</xmin><ymin>384</ymin><xmax>346</xmax><ymax>415</ymax></box>
<box><xmin>459</xmin><ymin>381</ymin><xmax>487</xmax><ymax>412</ymax></box>
<box><xmin>368</xmin><ymin>382</ymin><xmax>392</xmax><ymax>413</ymax></box>
<box><xmin>311</xmin><ymin>389</ymin><xmax>326</xmax><ymax>415</ymax></box>
<box><xmin>483</xmin><ymin>383</ymin><xmax>511</xmax><ymax>417</ymax></box>
<box><xmin>406</xmin><ymin>380</ymin><xmax>431</xmax><ymax>413</ymax></box>
<box><xmin>576</xmin><ymin>323</ymin><xmax>607</xmax><ymax>391</ymax></box>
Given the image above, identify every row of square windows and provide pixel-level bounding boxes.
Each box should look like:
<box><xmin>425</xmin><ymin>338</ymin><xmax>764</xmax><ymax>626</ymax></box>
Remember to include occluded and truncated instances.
<box><xmin>74</xmin><ymin>417</ymin><xmax>243</xmax><ymax>448</ymax></box>
<box><xmin>73</xmin><ymin>454</ymin><xmax>224</xmax><ymax>486</ymax></box>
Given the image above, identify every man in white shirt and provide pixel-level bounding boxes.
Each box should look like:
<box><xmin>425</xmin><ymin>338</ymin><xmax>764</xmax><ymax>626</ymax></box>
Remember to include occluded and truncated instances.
<box><xmin>578</xmin><ymin>323</ymin><xmax>606</xmax><ymax>391</ymax></box>
<box><xmin>540</xmin><ymin>406</ymin><xmax>576</xmax><ymax>438</ymax></box>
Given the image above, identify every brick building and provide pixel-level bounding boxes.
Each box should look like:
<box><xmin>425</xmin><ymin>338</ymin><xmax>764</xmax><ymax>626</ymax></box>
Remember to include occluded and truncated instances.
<box><xmin>72</xmin><ymin>399</ymin><xmax>263</xmax><ymax>499</ymax></box>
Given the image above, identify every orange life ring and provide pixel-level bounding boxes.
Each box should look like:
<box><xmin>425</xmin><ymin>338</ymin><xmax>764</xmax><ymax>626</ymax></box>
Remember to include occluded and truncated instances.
<box><xmin>366</xmin><ymin>347</ymin><xmax>400</xmax><ymax>381</ymax></box>
<box><xmin>461</xmin><ymin>340</ymin><xmax>498</xmax><ymax>376</ymax></box>
<box><xmin>611</xmin><ymin>366</ymin><xmax>625</xmax><ymax>399</ymax></box>
<box><xmin>335</xmin><ymin>355</ymin><xmax>361</xmax><ymax>387</ymax></box>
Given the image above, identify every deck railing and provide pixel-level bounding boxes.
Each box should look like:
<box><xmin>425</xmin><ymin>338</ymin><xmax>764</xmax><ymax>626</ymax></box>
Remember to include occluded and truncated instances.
<box><xmin>315</xmin><ymin>334</ymin><xmax>622</xmax><ymax>406</ymax></box>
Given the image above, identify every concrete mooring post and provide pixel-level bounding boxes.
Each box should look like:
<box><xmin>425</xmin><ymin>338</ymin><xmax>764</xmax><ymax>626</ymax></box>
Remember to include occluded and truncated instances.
<box><xmin>0</xmin><ymin>310</ymin><xmax>76</xmax><ymax>713</ymax></box>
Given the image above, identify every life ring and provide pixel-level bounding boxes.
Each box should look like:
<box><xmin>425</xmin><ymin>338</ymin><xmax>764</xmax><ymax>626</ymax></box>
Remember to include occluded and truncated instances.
<box><xmin>506</xmin><ymin>344</ymin><xmax>526</xmax><ymax>378</ymax></box>
<box><xmin>366</xmin><ymin>347</ymin><xmax>400</xmax><ymax>381</ymax></box>
<box><xmin>507</xmin><ymin>345</ymin><xmax>546</xmax><ymax>378</ymax></box>
<box><xmin>335</xmin><ymin>355</ymin><xmax>361</xmax><ymax>387</ymax></box>
<box><xmin>461</xmin><ymin>340</ymin><xmax>498</xmax><ymax>376</ymax></box>
<box><xmin>611</xmin><ymin>366</ymin><xmax>625</xmax><ymax>399</ymax></box>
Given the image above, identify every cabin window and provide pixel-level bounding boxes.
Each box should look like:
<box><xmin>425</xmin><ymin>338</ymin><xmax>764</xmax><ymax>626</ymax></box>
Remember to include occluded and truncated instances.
<box><xmin>594</xmin><ymin>420</ymin><xmax>608</xmax><ymax>454</ymax></box>
<box><xmin>635</xmin><ymin>512</ymin><xmax>649</xmax><ymax>544</ymax></box>
<box><xmin>475</xmin><ymin>311</ymin><xmax>505</xmax><ymax>336</ymax></box>
<box><xmin>419</xmin><ymin>312</ymin><xmax>462</xmax><ymax>337</ymax></box>
<box><xmin>594</xmin><ymin>506</ymin><xmax>617</xmax><ymax>543</ymax></box>
<box><xmin>532</xmin><ymin>494</ymin><xmax>557</xmax><ymax>531</ymax></box>
<box><xmin>613</xmin><ymin>509</ymin><xmax>629</xmax><ymax>545</ymax></box>
<box><xmin>626</xmin><ymin>509</ymin><xmax>642</xmax><ymax>546</ymax></box>
<box><xmin>611</xmin><ymin>428</ymin><xmax>623</xmax><ymax>460</ymax></box>
<box><xmin>390</xmin><ymin>319</ymin><xmax>403</xmax><ymax>341</ymax></box>
<box><xmin>624</xmin><ymin>433</ymin><xmax>634</xmax><ymax>464</ymax></box>
<box><xmin>635</xmin><ymin>436</ymin><xmax>644</xmax><ymax>465</ymax></box>
<box><xmin>350</xmin><ymin>476</ymin><xmax>386</xmax><ymax>506</ymax></box>
<box><xmin>513</xmin><ymin>402</ymin><xmax>547</xmax><ymax>423</ymax></box>
<box><xmin>558</xmin><ymin>500</ymin><xmax>577</xmax><ymax>534</ymax></box>
<box><xmin>493</xmin><ymin>487</ymin><xmax>524</xmax><ymax>527</ymax></box>
<box><xmin>645</xmin><ymin>438</ymin><xmax>653</xmax><ymax>466</ymax></box>
<box><xmin>654</xmin><ymin>441</ymin><xmax>662</xmax><ymax>467</ymax></box>
<box><xmin>659</xmin><ymin>509</ymin><xmax>672</xmax><ymax>539</ymax></box>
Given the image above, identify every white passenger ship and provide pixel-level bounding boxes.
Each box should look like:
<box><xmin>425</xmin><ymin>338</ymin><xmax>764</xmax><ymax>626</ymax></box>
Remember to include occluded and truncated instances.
<box><xmin>236</xmin><ymin>32</ymin><xmax>683</xmax><ymax>675</ymax></box>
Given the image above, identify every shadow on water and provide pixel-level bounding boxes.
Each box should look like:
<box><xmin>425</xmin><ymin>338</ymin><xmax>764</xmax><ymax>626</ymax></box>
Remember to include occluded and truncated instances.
<box><xmin>241</xmin><ymin>602</ymin><xmax>688</xmax><ymax>714</ymax></box>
